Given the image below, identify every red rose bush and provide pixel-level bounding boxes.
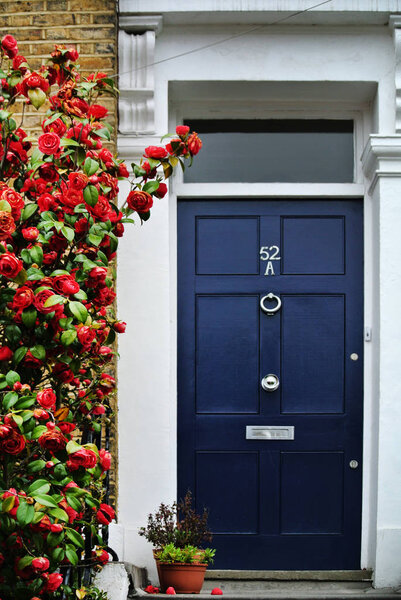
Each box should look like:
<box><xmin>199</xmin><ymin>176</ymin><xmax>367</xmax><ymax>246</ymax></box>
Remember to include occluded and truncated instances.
<box><xmin>0</xmin><ymin>37</ymin><xmax>201</xmax><ymax>599</ymax></box>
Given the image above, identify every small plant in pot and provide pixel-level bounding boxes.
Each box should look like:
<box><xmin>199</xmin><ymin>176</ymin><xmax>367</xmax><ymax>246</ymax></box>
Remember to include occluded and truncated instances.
<box><xmin>139</xmin><ymin>491</ymin><xmax>215</xmax><ymax>593</ymax></box>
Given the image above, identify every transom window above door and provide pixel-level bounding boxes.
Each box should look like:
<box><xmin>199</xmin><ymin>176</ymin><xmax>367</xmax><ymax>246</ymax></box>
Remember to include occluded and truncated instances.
<box><xmin>183</xmin><ymin>119</ymin><xmax>354</xmax><ymax>184</ymax></box>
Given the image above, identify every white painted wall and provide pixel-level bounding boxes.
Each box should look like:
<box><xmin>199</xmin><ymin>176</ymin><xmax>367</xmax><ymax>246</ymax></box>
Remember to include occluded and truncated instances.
<box><xmin>117</xmin><ymin>9</ymin><xmax>401</xmax><ymax>588</ymax></box>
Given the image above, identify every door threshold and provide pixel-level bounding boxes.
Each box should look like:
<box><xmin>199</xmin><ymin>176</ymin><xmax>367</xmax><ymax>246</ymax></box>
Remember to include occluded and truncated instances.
<box><xmin>204</xmin><ymin>570</ymin><xmax>373</xmax><ymax>582</ymax></box>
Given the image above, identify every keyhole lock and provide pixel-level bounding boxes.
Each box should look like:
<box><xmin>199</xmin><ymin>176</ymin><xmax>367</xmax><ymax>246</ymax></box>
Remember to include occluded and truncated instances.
<box><xmin>349</xmin><ymin>460</ymin><xmax>359</xmax><ymax>469</ymax></box>
<box><xmin>261</xmin><ymin>374</ymin><xmax>280</xmax><ymax>392</ymax></box>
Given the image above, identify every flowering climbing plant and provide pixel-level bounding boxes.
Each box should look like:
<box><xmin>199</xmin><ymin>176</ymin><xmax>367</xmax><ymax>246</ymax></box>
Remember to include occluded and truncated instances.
<box><xmin>0</xmin><ymin>35</ymin><xmax>202</xmax><ymax>600</ymax></box>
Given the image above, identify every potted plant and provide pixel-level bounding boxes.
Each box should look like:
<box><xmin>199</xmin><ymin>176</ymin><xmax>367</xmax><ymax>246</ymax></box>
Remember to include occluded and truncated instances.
<box><xmin>139</xmin><ymin>492</ymin><xmax>215</xmax><ymax>593</ymax></box>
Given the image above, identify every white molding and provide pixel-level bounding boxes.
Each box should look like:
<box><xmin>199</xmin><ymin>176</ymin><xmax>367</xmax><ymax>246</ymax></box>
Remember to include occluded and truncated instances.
<box><xmin>117</xmin><ymin>134</ymin><xmax>162</xmax><ymax>162</ymax></box>
<box><xmin>361</xmin><ymin>134</ymin><xmax>401</xmax><ymax>193</ymax></box>
<box><xmin>174</xmin><ymin>182</ymin><xmax>365</xmax><ymax>198</ymax></box>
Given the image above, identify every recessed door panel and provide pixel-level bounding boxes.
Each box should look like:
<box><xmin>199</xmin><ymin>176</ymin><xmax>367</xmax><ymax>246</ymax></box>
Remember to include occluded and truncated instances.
<box><xmin>281</xmin><ymin>295</ymin><xmax>345</xmax><ymax>414</ymax></box>
<box><xmin>178</xmin><ymin>199</ymin><xmax>363</xmax><ymax>570</ymax></box>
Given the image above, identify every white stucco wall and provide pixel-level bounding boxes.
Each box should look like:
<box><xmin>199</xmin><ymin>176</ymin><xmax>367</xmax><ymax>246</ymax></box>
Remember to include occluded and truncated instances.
<box><xmin>117</xmin><ymin>5</ymin><xmax>401</xmax><ymax>588</ymax></box>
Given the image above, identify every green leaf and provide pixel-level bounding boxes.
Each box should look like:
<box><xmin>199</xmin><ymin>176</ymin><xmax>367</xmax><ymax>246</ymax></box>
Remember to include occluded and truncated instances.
<box><xmin>143</xmin><ymin>180</ymin><xmax>160</xmax><ymax>194</ymax></box>
<box><xmin>73</xmin><ymin>289</ymin><xmax>87</xmax><ymax>300</ymax></box>
<box><xmin>49</xmin><ymin>507</ymin><xmax>69</xmax><ymax>522</ymax></box>
<box><xmin>31</xmin><ymin>426</ymin><xmax>47</xmax><ymax>440</ymax></box>
<box><xmin>6</xmin><ymin>324</ymin><xmax>22</xmax><ymax>343</ymax></box>
<box><xmin>12</xmin><ymin>414</ymin><xmax>23</xmax><ymax>427</ymax></box>
<box><xmin>6</xmin><ymin>370</ymin><xmax>20</xmax><ymax>386</ymax></box>
<box><xmin>61</xmin><ymin>330</ymin><xmax>77</xmax><ymax>346</ymax></box>
<box><xmin>83</xmin><ymin>185</ymin><xmax>99</xmax><ymax>207</ymax></box>
<box><xmin>0</xmin><ymin>200</ymin><xmax>11</xmax><ymax>212</ymax></box>
<box><xmin>61</xmin><ymin>137</ymin><xmax>81</xmax><ymax>147</ymax></box>
<box><xmin>27</xmin><ymin>479</ymin><xmax>51</xmax><ymax>496</ymax></box>
<box><xmin>61</xmin><ymin>226</ymin><xmax>74</xmax><ymax>242</ymax></box>
<box><xmin>133</xmin><ymin>164</ymin><xmax>147</xmax><ymax>177</ymax></box>
<box><xmin>65</xmin><ymin>528</ymin><xmax>85</xmax><ymax>549</ymax></box>
<box><xmin>97</xmin><ymin>250</ymin><xmax>108</xmax><ymax>266</ymax></box>
<box><xmin>17</xmin><ymin>555</ymin><xmax>34</xmax><ymax>570</ymax></box>
<box><xmin>66</xmin><ymin>440</ymin><xmax>82</xmax><ymax>454</ymax></box>
<box><xmin>27</xmin><ymin>459</ymin><xmax>46</xmax><ymax>473</ymax></box>
<box><xmin>95</xmin><ymin>128</ymin><xmax>111</xmax><ymax>141</ymax></box>
<box><xmin>68</xmin><ymin>301</ymin><xmax>88</xmax><ymax>323</ymax></box>
<box><xmin>21</xmin><ymin>307</ymin><xmax>37</xmax><ymax>328</ymax></box>
<box><xmin>16</xmin><ymin>501</ymin><xmax>35</xmax><ymax>526</ymax></box>
<box><xmin>29</xmin><ymin>246</ymin><xmax>43</xmax><ymax>266</ymax></box>
<box><xmin>29</xmin><ymin>345</ymin><xmax>46</xmax><ymax>361</ymax></box>
<box><xmin>14</xmin><ymin>346</ymin><xmax>28</xmax><ymax>365</ymax></box>
<box><xmin>146</xmin><ymin>158</ymin><xmax>159</xmax><ymax>169</ymax></box>
<box><xmin>32</xmin><ymin>494</ymin><xmax>59</xmax><ymax>508</ymax></box>
<box><xmin>52</xmin><ymin>547</ymin><xmax>65</xmax><ymax>562</ymax></box>
<box><xmin>65</xmin><ymin>545</ymin><xmax>79</xmax><ymax>565</ymax></box>
<box><xmin>13</xmin><ymin>268</ymin><xmax>27</xmax><ymax>285</ymax></box>
<box><xmin>47</xmin><ymin>531</ymin><xmax>64</xmax><ymax>548</ymax></box>
<box><xmin>15</xmin><ymin>395</ymin><xmax>36</xmax><ymax>410</ymax></box>
<box><xmin>65</xmin><ymin>493</ymin><xmax>82</xmax><ymax>512</ymax></box>
<box><xmin>83</xmin><ymin>157</ymin><xmax>99</xmax><ymax>176</ymax></box>
<box><xmin>2</xmin><ymin>495</ymin><xmax>15</xmax><ymax>512</ymax></box>
<box><xmin>88</xmin><ymin>233</ymin><xmax>102</xmax><ymax>246</ymax></box>
<box><xmin>44</xmin><ymin>294</ymin><xmax>65</xmax><ymax>308</ymax></box>
<box><xmin>3</xmin><ymin>391</ymin><xmax>18</xmax><ymax>410</ymax></box>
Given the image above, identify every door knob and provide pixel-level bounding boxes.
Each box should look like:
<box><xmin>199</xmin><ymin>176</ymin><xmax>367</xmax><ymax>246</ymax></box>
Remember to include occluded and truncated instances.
<box><xmin>260</xmin><ymin>293</ymin><xmax>281</xmax><ymax>315</ymax></box>
<box><xmin>261</xmin><ymin>374</ymin><xmax>280</xmax><ymax>392</ymax></box>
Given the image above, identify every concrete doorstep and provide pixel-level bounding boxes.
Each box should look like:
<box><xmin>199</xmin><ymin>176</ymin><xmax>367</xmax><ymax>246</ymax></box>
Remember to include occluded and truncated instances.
<box><xmin>91</xmin><ymin>563</ymin><xmax>401</xmax><ymax>600</ymax></box>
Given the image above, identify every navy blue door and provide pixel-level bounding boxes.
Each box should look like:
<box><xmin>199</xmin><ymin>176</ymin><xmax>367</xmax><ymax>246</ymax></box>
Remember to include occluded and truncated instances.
<box><xmin>178</xmin><ymin>200</ymin><xmax>363</xmax><ymax>570</ymax></box>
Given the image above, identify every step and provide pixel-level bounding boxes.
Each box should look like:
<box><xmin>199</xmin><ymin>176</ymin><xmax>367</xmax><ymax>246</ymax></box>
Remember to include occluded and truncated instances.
<box><xmin>204</xmin><ymin>571</ymin><xmax>373</xmax><ymax>582</ymax></box>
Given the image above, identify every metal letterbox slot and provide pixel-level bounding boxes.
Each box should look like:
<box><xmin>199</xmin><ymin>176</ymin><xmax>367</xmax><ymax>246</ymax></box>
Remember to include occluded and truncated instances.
<box><xmin>246</xmin><ymin>426</ymin><xmax>295</xmax><ymax>440</ymax></box>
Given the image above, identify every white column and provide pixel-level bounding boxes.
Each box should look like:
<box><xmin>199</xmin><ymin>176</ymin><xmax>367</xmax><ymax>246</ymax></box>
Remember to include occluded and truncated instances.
<box><xmin>362</xmin><ymin>135</ymin><xmax>401</xmax><ymax>588</ymax></box>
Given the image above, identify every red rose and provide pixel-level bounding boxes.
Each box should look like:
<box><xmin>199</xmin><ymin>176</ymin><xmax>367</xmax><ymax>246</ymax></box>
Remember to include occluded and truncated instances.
<box><xmin>96</xmin><ymin>503</ymin><xmax>115</xmax><ymax>525</ymax></box>
<box><xmin>20</xmin><ymin>72</ymin><xmax>49</xmax><ymax>95</ymax></box>
<box><xmin>66</xmin><ymin>48</ymin><xmax>79</xmax><ymax>62</ymax></box>
<box><xmin>64</xmin><ymin>97</ymin><xmax>89</xmax><ymax>118</ymax></box>
<box><xmin>93</xmin><ymin>286</ymin><xmax>116</xmax><ymax>307</ymax></box>
<box><xmin>166</xmin><ymin>139</ymin><xmax>186</xmax><ymax>156</ymax></box>
<box><xmin>88</xmin><ymin>104</ymin><xmax>108</xmax><ymax>119</ymax></box>
<box><xmin>37</xmin><ymin>389</ymin><xmax>56</xmax><ymax>411</ymax></box>
<box><xmin>187</xmin><ymin>132</ymin><xmax>202</xmax><ymax>155</ymax></box>
<box><xmin>0</xmin><ymin>253</ymin><xmax>22</xmax><ymax>279</ymax></box>
<box><xmin>58</xmin><ymin>421</ymin><xmax>75</xmax><ymax>435</ymax></box>
<box><xmin>0</xmin><ymin>430</ymin><xmax>25</xmax><ymax>455</ymax></box>
<box><xmin>24</xmin><ymin>350</ymin><xmax>42</xmax><ymax>368</ymax></box>
<box><xmin>0</xmin><ymin>425</ymin><xmax>12</xmax><ymax>438</ymax></box>
<box><xmin>1</xmin><ymin>35</ymin><xmax>18</xmax><ymax>58</ymax></box>
<box><xmin>0</xmin><ymin>188</ymin><xmax>24</xmax><ymax>218</ymax></box>
<box><xmin>12</xmin><ymin>286</ymin><xmax>34</xmax><ymax>309</ymax></box>
<box><xmin>53</xmin><ymin>274</ymin><xmax>80</xmax><ymax>295</ymax></box>
<box><xmin>42</xmin><ymin>117</ymin><xmax>67</xmax><ymax>137</ymax></box>
<box><xmin>37</xmin><ymin>193</ymin><xmax>57</xmax><ymax>212</ymax></box>
<box><xmin>126</xmin><ymin>190</ymin><xmax>153</xmax><ymax>213</ymax></box>
<box><xmin>12</xmin><ymin>55</ymin><xmax>27</xmax><ymax>72</ymax></box>
<box><xmin>66</xmin><ymin>448</ymin><xmax>97</xmax><ymax>471</ymax></box>
<box><xmin>144</xmin><ymin>145</ymin><xmax>168</xmax><ymax>159</ymax></box>
<box><xmin>89</xmin><ymin>195</ymin><xmax>112</xmax><ymax>221</ymax></box>
<box><xmin>32</xmin><ymin>557</ymin><xmax>49</xmax><ymax>572</ymax></box>
<box><xmin>176</xmin><ymin>125</ymin><xmax>190</xmax><ymax>136</ymax></box>
<box><xmin>53</xmin><ymin>363</ymin><xmax>74</xmax><ymax>383</ymax></box>
<box><xmin>43</xmin><ymin>573</ymin><xmax>63</xmax><ymax>592</ymax></box>
<box><xmin>0</xmin><ymin>211</ymin><xmax>16</xmax><ymax>240</ymax></box>
<box><xmin>34</xmin><ymin>289</ymin><xmax>63</xmax><ymax>315</ymax></box>
<box><xmin>154</xmin><ymin>182</ymin><xmax>167</xmax><ymax>199</ymax></box>
<box><xmin>92</xmin><ymin>549</ymin><xmax>109</xmax><ymax>565</ymax></box>
<box><xmin>68</xmin><ymin>172</ymin><xmax>89</xmax><ymax>191</ymax></box>
<box><xmin>99</xmin><ymin>449</ymin><xmax>111</xmax><ymax>471</ymax></box>
<box><xmin>38</xmin><ymin>430</ymin><xmax>67</xmax><ymax>452</ymax></box>
<box><xmin>88</xmin><ymin>267</ymin><xmax>107</xmax><ymax>285</ymax></box>
<box><xmin>21</xmin><ymin>227</ymin><xmax>39</xmax><ymax>241</ymax></box>
<box><xmin>50</xmin><ymin>523</ymin><xmax>63</xmax><ymax>533</ymax></box>
<box><xmin>33</xmin><ymin>409</ymin><xmax>49</xmax><ymax>420</ymax></box>
<box><xmin>77</xmin><ymin>325</ymin><xmax>96</xmax><ymax>347</ymax></box>
<box><xmin>38</xmin><ymin>133</ymin><xmax>60</xmax><ymax>155</ymax></box>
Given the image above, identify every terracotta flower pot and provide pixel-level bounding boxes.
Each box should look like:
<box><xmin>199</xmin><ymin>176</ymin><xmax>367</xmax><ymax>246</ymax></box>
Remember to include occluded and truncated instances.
<box><xmin>157</xmin><ymin>562</ymin><xmax>207</xmax><ymax>594</ymax></box>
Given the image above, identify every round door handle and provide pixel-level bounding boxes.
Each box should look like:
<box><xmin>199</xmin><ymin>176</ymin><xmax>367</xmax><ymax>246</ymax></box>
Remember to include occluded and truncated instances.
<box><xmin>261</xmin><ymin>374</ymin><xmax>280</xmax><ymax>392</ymax></box>
<box><xmin>260</xmin><ymin>293</ymin><xmax>281</xmax><ymax>315</ymax></box>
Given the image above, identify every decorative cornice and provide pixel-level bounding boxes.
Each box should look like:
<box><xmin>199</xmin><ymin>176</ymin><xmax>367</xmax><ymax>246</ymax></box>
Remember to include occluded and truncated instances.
<box><xmin>119</xmin><ymin>15</ymin><xmax>163</xmax><ymax>35</ymax></box>
<box><xmin>117</xmin><ymin>135</ymin><xmax>162</xmax><ymax>163</ymax></box>
<box><xmin>361</xmin><ymin>134</ymin><xmax>401</xmax><ymax>193</ymax></box>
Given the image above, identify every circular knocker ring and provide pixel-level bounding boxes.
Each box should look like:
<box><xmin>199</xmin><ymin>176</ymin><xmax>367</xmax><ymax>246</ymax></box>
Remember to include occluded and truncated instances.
<box><xmin>260</xmin><ymin>293</ymin><xmax>281</xmax><ymax>315</ymax></box>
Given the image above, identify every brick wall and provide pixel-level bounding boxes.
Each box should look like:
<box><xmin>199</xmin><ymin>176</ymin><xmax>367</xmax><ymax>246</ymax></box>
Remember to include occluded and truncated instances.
<box><xmin>0</xmin><ymin>0</ymin><xmax>118</xmax><ymax>137</ymax></box>
<box><xmin>1</xmin><ymin>0</ymin><xmax>119</xmax><ymax>505</ymax></box>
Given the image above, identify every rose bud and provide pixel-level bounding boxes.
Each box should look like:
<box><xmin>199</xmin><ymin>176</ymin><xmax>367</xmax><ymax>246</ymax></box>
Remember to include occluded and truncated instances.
<box><xmin>0</xmin><ymin>346</ymin><xmax>13</xmax><ymax>361</ymax></box>
<box><xmin>0</xmin><ymin>425</ymin><xmax>12</xmax><ymax>439</ymax></box>
<box><xmin>45</xmin><ymin>461</ymin><xmax>54</xmax><ymax>469</ymax></box>
<box><xmin>176</xmin><ymin>125</ymin><xmax>190</xmax><ymax>136</ymax></box>
<box><xmin>166</xmin><ymin>588</ymin><xmax>176</xmax><ymax>595</ymax></box>
<box><xmin>113</xmin><ymin>321</ymin><xmax>126</xmax><ymax>333</ymax></box>
<box><xmin>33</xmin><ymin>409</ymin><xmax>49</xmax><ymax>421</ymax></box>
<box><xmin>13</xmin><ymin>382</ymin><xmax>22</xmax><ymax>391</ymax></box>
<box><xmin>211</xmin><ymin>589</ymin><xmax>223</xmax><ymax>595</ymax></box>
<box><xmin>31</xmin><ymin>557</ymin><xmax>50</xmax><ymax>571</ymax></box>
<box><xmin>50</xmin><ymin>523</ymin><xmax>63</xmax><ymax>533</ymax></box>
<box><xmin>46</xmin><ymin>422</ymin><xmax>56</xmax><ymax>430</ymax></box>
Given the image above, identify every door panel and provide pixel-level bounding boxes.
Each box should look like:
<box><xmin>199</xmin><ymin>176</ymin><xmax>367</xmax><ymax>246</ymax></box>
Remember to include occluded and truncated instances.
<box><xmin>178</xmin><ymin>199</ymin><xmax>363</xmax><ymax>570</ymax></box>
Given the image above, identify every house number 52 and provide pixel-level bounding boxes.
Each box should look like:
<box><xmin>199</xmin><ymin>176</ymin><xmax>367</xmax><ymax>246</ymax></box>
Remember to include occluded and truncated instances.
<box><xmin>260</xmin><ymin>246</ymin><xmax>281</xmax><ymax>276</ymax></box>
